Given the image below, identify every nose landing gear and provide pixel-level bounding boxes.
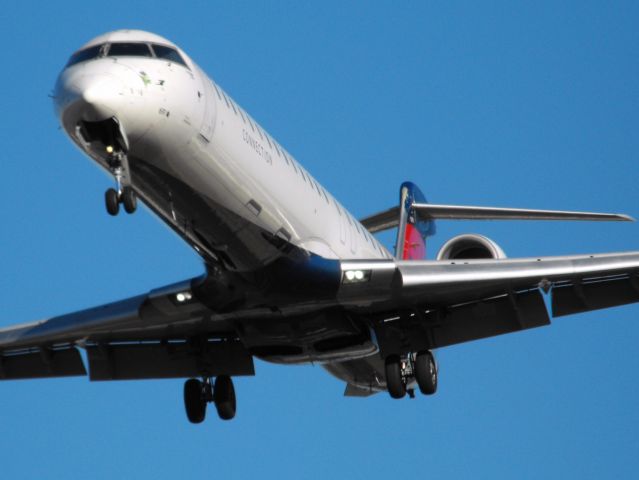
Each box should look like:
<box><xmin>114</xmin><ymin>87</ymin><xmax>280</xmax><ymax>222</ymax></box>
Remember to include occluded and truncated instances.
<box><xmin>183</xmin><ymin>375</ymin><xmax>237</xmax><ymax>424</ymax></box>
<box><xmin>104</xmin><ymin>150</ymin><xmax>137</xmax><ymax>216</ymax></box>
<box><xmin>105</xmin><ymin>186</ymin><xmax>137</xmax><ymax>216</ymax></box>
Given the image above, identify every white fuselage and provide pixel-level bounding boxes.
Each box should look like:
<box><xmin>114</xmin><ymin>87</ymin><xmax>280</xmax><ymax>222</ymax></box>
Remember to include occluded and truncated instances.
<box><xmin>54</xmin><ymin>30</ymin><xmax>392</xmax><ymax>273</ymax></box>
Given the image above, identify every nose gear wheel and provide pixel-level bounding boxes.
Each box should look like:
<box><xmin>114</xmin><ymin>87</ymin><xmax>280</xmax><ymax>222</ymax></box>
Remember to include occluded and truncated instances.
<box><xmin>104</xmin><ymin>151</ymin><xmax>137</xmax><ymax>216</ymax></box>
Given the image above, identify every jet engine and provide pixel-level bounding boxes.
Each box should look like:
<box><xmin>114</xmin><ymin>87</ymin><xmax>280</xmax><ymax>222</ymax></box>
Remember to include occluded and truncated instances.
<box><xmin>436</xmin><ymin>234</ymin><xmax>506</xmax><ymax>260</ymax></box>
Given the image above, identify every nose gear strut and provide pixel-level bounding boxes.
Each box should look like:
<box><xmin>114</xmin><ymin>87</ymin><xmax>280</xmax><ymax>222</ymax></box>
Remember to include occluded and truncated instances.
<box><xmin>104</xmin><ymin>150</ymin><xmax>137</xmax><ymax>216</ymax></box>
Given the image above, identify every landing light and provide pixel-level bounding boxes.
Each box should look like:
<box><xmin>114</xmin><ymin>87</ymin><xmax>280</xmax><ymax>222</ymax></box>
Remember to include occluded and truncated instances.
<box><xmin>176</xmin><ymin>292</ymin><xmax>192</xmax><ymax>302</ymax></box>
<box><xmin>342</xmin><ymin>269</ymin><xmax>371</xmax><ymax>284</ymax></box>
<box><xmin>106</xmin><ymin>145</ymin><xmax>114</xmax><ymax>154</ymax></box>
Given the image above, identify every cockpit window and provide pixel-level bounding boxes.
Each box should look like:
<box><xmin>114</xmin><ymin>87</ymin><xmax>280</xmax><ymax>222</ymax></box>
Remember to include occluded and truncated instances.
<box><xmin>66</xmin><ymin>44</ymin><xmax>104</xmax><ymax>67</ymax></box>
<box><xmin>65</xmin><ymin>42</ymin><xmax>189</xmax><ymax>69</ymax></box>
<box><xmin>107</xmin><ymin>43</ymin><xmax>153</xmax><ymax>57</ymax></box>
<box><xmin>151</xmin><ymin>44</ymin><xmax>188</xmax><ymax>67</ymax></box>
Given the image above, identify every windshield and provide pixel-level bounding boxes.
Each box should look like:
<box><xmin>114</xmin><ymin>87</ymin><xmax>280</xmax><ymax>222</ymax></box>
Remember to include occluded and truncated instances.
<box><xmin>152</xmin><ymin>44</ymin><xmax>187</xmax><ymax>67</ymax></box>
<box><xmin>65</xmin><ymin>42</ymin><xmax>189</xmax><ymax>69</ymax></box>
<box><xmin>66</xmin><ymin>44</ymin><xmax>104</xmax><ymax>67</ymax></box>
<box><xmin>107</xmin><ymin>43</ymin><xmax>153</xmax><ymax>57</ymax></box>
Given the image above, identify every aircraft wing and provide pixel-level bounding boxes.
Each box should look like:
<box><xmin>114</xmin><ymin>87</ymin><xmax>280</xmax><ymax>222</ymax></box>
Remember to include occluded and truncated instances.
<box><xmin>2</xmin><ymin>250</ymin><xmax>639</xmax><ymax>382</ymax></box>
<box><xmin>339</xmin><ymin>251</ymin><xmax>639</xmax><ymax>353</ymax></box>
<box><xmin>0</xmin><ymin>277</ymin><xmax>255</xmax><ymax>381</ymax></box>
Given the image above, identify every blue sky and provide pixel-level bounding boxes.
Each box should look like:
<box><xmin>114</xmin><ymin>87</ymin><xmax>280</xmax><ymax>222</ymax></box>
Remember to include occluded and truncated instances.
<box><xmin>1</xmin><ymin>1</ymin><xmax>638</xmax><ymax>478</ymax></box>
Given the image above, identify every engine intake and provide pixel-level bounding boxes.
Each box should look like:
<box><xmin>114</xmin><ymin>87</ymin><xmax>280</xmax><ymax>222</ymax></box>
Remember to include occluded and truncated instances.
<box><xmin>436</xmin><ymin>234</ymin><xmax>506</xmax><ymax>260</ymax></box>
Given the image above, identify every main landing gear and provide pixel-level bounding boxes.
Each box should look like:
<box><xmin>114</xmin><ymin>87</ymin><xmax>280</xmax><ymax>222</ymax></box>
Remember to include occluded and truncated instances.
<box><xmin>184</xmin><ymin>375</ymin><xmax>237</xmax><ymax>424</ymax></box>
<box><xmin>385</xmin><ymin>350</ymin><xmax>437</xmax><ymax>399</ymax></box>
<box><xmin>104</xmin><ymin>150</ymin><xmax>137</xmax><ymax>216</ymax></box>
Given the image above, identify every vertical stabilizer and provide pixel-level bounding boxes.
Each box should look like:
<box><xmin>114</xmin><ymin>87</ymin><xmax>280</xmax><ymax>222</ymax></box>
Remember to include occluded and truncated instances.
<box><xmin>395</xmin><ymin>182</ymin><xmax>436</xmax><ymax>259</ymax></box>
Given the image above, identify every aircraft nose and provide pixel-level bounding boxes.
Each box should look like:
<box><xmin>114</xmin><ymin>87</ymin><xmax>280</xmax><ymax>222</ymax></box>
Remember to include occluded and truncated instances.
<box><xmin>80</xmin><ymin>76</ymin><xmax>124</xmax><ymax>115</ymax></box>
<box><xmin>54</xmin><ymin>71</ymin><xmax>126</xmax><ymax>128</ymax></box>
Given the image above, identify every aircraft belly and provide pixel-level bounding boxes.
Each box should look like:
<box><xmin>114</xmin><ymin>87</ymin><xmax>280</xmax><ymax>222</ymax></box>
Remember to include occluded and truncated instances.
<box><xmin>129</xmin><ymin>154</ymin><xmax>284</xmax><ymax>271</ymax></box>
<box><xmin>124</xmin><ymin>125</ymin><xmax>298</xmax><ymax>271</ymax></box>
<box><xmin>237</xmin><ymin>309</ymin><xmax>378</xmax><ymax>365</ymax></box>
<box><xmin>322</xmin><ymin>355</ymin><xmax>387</xmax><ymax>394</ymax></box>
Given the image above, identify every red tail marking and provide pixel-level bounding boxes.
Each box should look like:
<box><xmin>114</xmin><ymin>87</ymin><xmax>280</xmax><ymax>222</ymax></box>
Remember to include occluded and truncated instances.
<box><xmin>402</xmin><ymin>223</ymin><xmax>426</xmax><ymax>260</ymax></box>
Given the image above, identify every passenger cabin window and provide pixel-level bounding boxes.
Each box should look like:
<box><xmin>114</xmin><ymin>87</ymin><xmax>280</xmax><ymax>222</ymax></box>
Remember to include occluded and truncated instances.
<box><xmin>107</xmin><ymin>43</ymin><xmax>152</xmax><ymax>58</ymax></box>
<box><xmin>66</xmin><ymin>44</ymin><xmax>104</xmax><ymax>67</ymax></box>
<box><xmin>151</xmin><ymin>44</ymin><xmax>188</xmax><ymax>67</ymax></box>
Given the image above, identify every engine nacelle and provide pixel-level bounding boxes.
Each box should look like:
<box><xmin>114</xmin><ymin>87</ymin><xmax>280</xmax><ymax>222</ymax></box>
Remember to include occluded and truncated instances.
<box><xmin>436</xmin><ymin>234</ymin><xmax>506</xmax><ymax>260</ymax></box>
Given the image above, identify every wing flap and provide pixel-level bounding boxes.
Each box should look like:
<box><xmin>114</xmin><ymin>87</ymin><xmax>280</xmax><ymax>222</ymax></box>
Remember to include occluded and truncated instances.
<box><xmin>551</xmin><ymin>275</ymin><xmax>639</xmax><ymax>317</ymax></box>
<box><xmin>428</xmin><ymin>289</ymin><xmax>550</xmax><ymax>348</ymax></box>
<box><xmin>86</xmin><ymin>340</ymin><xmax>254</xmax><ymax>381</ymax></box>
<box><xmin>0</xmin><ymin>347</ymin><xmax>86</xmax><ymax>380</ymax></box>
<box><xmin>372</xmin><ymin>289</ymin><xmax>550</xmax><ymax>355</ymax></box>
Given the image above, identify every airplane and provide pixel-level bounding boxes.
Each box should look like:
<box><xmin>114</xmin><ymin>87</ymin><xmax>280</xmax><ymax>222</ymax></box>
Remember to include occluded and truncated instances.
<box><xmin>1</xmin><ymin>29</ymin><xmax>638</xmax><ymax>424</ymax></box>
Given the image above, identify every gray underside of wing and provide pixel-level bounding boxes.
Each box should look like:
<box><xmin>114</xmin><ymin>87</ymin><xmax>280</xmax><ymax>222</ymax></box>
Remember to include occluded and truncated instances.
<box><xmin>339</xmin><ymin>251</ymin><xmax>639</xmax><ymax>355</ymax></box>
<box><xmin>0</xmin><ymin>278</ymin><xmax>255</xmax><ymax>381</ymax></box>
<box><xmin>0</xmin><ymin>279</ymin><xmax>208</xmax><ymax>350</ymax></box>
<box><xmin>3</xmin><ymin>251</ymin><xmax>639</xmax><ymax>384</ymax></box>
<box><xmin>397</xmin><ymin>251</ymin><xmax>639</xmax><ymax>310</ymax></box>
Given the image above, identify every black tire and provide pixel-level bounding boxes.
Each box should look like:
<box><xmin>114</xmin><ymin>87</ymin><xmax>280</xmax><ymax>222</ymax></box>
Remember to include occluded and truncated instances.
<box><xmin>415</xmin><ymin>351</ymin><xmax>437</xmax><ymax>395</ymax></box>
<box><xmin>122</xmin><ymin>186</ymin><xmax>137</xmax><ymax>214</ymax></box>
<box><xmin>214</xmin><ymin>375</ymin><xmax>236</xmax><ymax>420</ymax></box>
<box><xmin>184</xmin><ymin>378</ymin><xmax>206</xmax><ymax>424</ymax></box>
<box><xmin>385</xmin><ymin>355</ymin><xmax>406</xmax><ymax>399</ymax></box>
<box><xmin>105</xmin><ymin>188</ymin><xmax>120</xmax><ymax>216</ymax></box>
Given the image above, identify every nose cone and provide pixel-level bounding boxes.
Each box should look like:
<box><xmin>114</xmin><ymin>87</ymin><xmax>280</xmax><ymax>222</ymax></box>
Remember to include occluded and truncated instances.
<box><xmin>54</xmin><ymin>69</ymin><xmax>126</xmax><ymax>133</ymax></box>
<box><xmin>80</xmin><ymin>75</ymin><xmax>125</xmax><ymax>117</ymax></box>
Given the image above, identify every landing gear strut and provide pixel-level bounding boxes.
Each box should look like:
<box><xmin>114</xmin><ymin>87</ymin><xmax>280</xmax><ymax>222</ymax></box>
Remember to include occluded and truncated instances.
<box><xmin>183</xmin><ymin>375</ymin><xmax>237</xmax><ymax>424</ymax></box>
<box><xmin>104</xmin><ymin>150</ymin><xmax>137</xmax><ymax>216</ymax></box>
<box><xmin>385</xmin><ymin>350</ymin><xmax>437</xmax><ymax>399</ymax></box>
